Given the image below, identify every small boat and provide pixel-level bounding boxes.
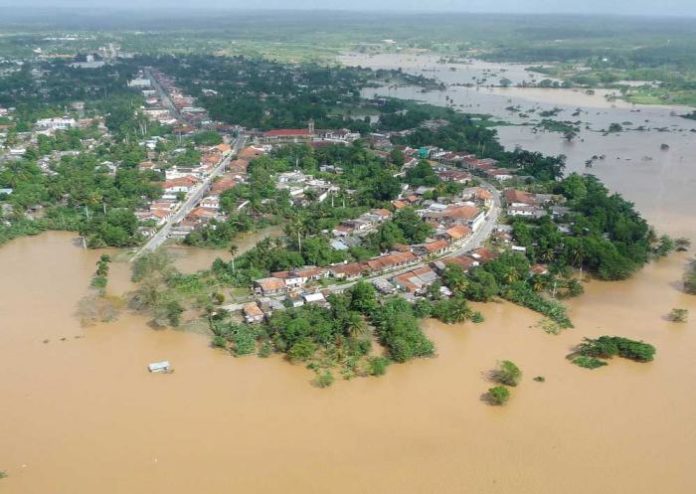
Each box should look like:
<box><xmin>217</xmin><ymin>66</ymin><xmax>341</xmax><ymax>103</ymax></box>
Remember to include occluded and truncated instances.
<box><xmin>148</xmin><ymin>361</ymin><xmax>172</xmax><ymax>374</ymax></box>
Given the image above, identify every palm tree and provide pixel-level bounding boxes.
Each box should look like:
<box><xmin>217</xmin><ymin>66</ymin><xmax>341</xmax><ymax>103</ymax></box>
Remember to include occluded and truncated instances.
<box><xmin>344</xmin><ymin>312</ymin><xmax>368</xmax><ymax>339</ymax></box>
<box><xmin>228</xmin><ymin>244</ymin><xmax>238</xmax><ymax>273</ymax></box>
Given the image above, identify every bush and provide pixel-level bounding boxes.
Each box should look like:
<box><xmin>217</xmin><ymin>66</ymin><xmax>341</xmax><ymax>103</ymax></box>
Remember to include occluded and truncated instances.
<box><xmin>211</xmin><ymin>335</ymin><xmax>227</xmax><ymax>348</ymax></box>
<box><xmin>487</xmin><ymin>386</ymin><xmax>510</xmax><ymax>405</ymax></box>
<box><xmin>668</xmin><ymin>308</ymin><xmax>689</xmax><ymax>323</ymax></box>
<box><xmin>503</xmin><ymin>283</ymin><xmax>573</xmax><ymax>328</ymax></box>
<box><xmin>471</xmin><ymin>311</ymin><xmax>485</xmax><ymax>324</ymax></box>
<box><xmin>533</xmin><ymin>376</ymin><xmax>545</xmax><ymax>382</ymax></box>
<box><xmin>432</xmin><ymin>296</ymin><xmax>474</xmax><ymax>324</ymax></box>
<box><xmin>684</xmin><ymin>261</ymin><xmax>696</xmax><ymax>295</ymax></box>
<box><xmin>576</xmin><ymin>337</ymin><xmax>619</xmax><ymax>358</ymax></box>
<box><xmin>675</xmin><ymin>237</ymin><xmax>691</xmax><ymax>252</ymax></box>
<box><xmin>368</xmin><ymin>356</ymin><xmax>390</xmax><ymax>376</ymax></box>
<box><xmin>288</xmin><ymin>338</ymin><xmax>317</xmax><ymax>362</ymax></box>
<box><xmin>371</xmin><ymin>297</ymin><xmax>435</xmax><ymax>363</ymax></box>
<box><xmin>314</xmin><ymin>371</ymin><xmax>334</xmax><ymax>388</ymax></box>
<box><xmin>573</xmin><ymin>356</ymin><xmax>608</xmax><ymax>369</ymax></box>
<box><xmin>613</xmin><ymin>337</ymin><xmax>656</xmax><ymax>362</ymax></box>
<box><xmin>258</xmin><ymin>341</ymin><xmax>272</xmax><ymax>358</ymax></box>
<box><xmin>232</xmin><ymin>326</ymin><xmax>257</xmax><ymax>356</ymax></box>
<box><xmin>494</xmin><ymin>360</ymin><xmax>522</xmax><ymax>386</ymax></box>
<box><xmin>575</xmin><ymin>336</ymin><xmax>656</xmax><ymax>363</ymax></box>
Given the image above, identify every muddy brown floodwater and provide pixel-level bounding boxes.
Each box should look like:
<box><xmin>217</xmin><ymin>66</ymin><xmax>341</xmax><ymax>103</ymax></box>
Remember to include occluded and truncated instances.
<box><xmin>0</xmin><ymin>230</ymin><xmax>694</xmax><ymax>494</ymax></box>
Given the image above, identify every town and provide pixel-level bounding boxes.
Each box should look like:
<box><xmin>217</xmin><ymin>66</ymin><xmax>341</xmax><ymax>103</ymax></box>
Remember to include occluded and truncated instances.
<box><xmin>0</xmin><ymin>49</ymin><xmax>672</xmax><ymax>375</ymax></box>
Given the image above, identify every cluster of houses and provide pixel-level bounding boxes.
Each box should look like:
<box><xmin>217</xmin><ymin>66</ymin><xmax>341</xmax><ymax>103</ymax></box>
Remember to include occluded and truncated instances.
<box><xmin>503</xmin><ymin>188</ymin><xmax>567</xmax><ymax>219</ymax></box>
<box><xmin>331</xmin><ymin>208</ymin><xmax>393</xmax><ymax>245</ymax></box>
<box><xmin>252</xmin><ymin>122</ymin><xmax>361</xmax><ymax>146</ymax></box>
<box><xmin>276</xmin><ymin>170</ymin><xmax>340</xmax><ymax>206</ymax></box>
<box><xmin>135</xmin><ymin>143</ymin><xmax>248</xmax><ymax>237</ymax></box>
<box><xmin>241</xmin><ymin>240</ymin><xmax>508</xmax><ymax>323</ymax></box>
<box><xmin>134</xmin><ymin>144</ymin><xmax>268</xmax><ymax>238</ymax></box>
<box><xmin>243</xmin><ymin>183</ymin><xmax>494</xmax><ymax>313</ymax></box>
<box><xmin>148</xmin><ymin>69</ymin><xmax>211</xmax><ymax>128</ymax></box>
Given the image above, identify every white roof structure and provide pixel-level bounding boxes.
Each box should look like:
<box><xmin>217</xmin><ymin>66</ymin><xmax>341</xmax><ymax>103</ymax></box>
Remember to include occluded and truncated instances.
<box><xmin>302</xmin><ymin>293</ymin><xmax>326</xmax><ymax>304</ymax></box>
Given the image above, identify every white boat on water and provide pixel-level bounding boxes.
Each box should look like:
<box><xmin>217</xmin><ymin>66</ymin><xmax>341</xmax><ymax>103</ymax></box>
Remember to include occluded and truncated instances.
<box><xmin>148</xmin><ymin>361</ymin><xmax>172</xmax><ymax>373</ymax></box>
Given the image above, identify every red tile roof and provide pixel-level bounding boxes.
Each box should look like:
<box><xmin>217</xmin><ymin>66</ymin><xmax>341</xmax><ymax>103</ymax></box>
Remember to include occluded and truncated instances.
<box><xmin>330</xmin><ymin>263</ymin><xmax>365</xmax><ymax>278</ymax></box>
<box><xmin>504</xmin><ymin>188</ymin><xmax>536</xmax><ymax>206</ymax></box>
<box><xmin>264</xmin><ymin>129</ymin><xmax>311</xmax><ymax>138</ymax></box>
<box><xmin>423</xmin><ymin>240</ymin><xmax>449</xmax><ymax>253</ymax></box>
<box><xmin>446</xmin><ymin>224</ymin><xmax>472</xmax><ymax>240</ymax></box>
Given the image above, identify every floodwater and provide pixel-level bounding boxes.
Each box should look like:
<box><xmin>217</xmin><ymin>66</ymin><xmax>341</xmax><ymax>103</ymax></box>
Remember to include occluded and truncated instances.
<box><xmin>0</xmin><ymin>230</ymin><xmax>695</xmax><ymax>493</ymax></box>
<box><xmin>1</xmin><ymin>54</ymin><xmax>695</xmax><ymax>493</ymax></box>
<box><xmin>342</xmin><ymin>52</ymin><xmax>696</xmax><ymax>236</ymax></box>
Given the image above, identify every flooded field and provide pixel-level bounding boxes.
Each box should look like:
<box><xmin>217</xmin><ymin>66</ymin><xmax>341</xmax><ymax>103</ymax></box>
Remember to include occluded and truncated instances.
<box><xmin>343</xmin><ymin>52</ymin><xmax>696</xmax><ymax>235</ymax></box>
<box><xmin>164</xmin><ymin>226</ymin><xmax>284</xmax><ymax>274</ymax></box>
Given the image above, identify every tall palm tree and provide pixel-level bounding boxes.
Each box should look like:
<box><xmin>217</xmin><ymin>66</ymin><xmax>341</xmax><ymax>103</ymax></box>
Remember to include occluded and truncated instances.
<box><xmin>345</xmin><ymin>312</ymin><xmax>368</xmax><ymax>339</ymax></box>
<box><xmin>229</xmin><ymin>244</ymin><xmax>238</xmax><ymax>273</ymax></box>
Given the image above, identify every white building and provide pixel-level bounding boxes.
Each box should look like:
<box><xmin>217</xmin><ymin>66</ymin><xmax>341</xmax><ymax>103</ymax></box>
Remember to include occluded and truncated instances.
<box><xmin>35</xmin><ymin>117</ymin><xmax>76</xmax><ymax>131</ymax></box>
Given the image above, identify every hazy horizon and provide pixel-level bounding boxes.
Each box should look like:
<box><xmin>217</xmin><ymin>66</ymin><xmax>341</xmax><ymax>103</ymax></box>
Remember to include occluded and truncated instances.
<box><xmin>0</xmin><ymin>0</ymin><xmax>695</xmax><ymax>17</ymax></box>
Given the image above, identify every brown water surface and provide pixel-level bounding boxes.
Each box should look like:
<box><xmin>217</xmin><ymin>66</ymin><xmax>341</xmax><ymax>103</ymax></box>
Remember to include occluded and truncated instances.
<box><xmin>1</xmin><ymin>231</ymin><xmax>695</xmax><ymax>493</ymax></box>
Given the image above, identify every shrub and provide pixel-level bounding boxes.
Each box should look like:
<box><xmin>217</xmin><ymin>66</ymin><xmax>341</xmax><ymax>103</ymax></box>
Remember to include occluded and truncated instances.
<box><xmin>576</xmin><ymin>337</ymin><xmax>619</xmax><ymax>359</ymax></box>
<box><xmin>612</xmin><ymin>337</ymin><xmax>656</xmax><ymax>362</ymax></box>
<box><xmin>573</xmin><ymin>356</ymin><xmax>608</xmax><ymax>369</ymax></box>
<box><xmin>368</xmin><ymin>356</ymin><xmax>390</xmax><ymax>376</ymax></box>
<box><xmin>494</xmin><ymin>360</ymin><xmax>522</xmax><ymax>386</ymax></box>
<box><xmin>684</xmin><ymin>261</ymin><xmax>696</xmax><ymax>295</ymax></box>
<box><xmin>503</xmin><ymin>283</ymin><xmax>573</xmax><ymax>328</ymax></box>
<box><xmin>487</xmin><ymin>386</ymin><xmax>510</xmax><ymax>405</ymax></box>
<box><xmin>314</xmin><ymin>371</ymin><xmax>334</xmax><ymax>388</ymax></box>
<box><xmin>575</xmin><ymin>336</ymin><xmax>656</xmax><ymax>363</ymax></box>
<box><xmin>471</xmin><ymin>311</ymin><xmax>485</xmax><ymax>324</ymax></box>
<box><xmin>668</xmin><ymin>308</ymin><xmax>689</xmax><ymax>323</ymax></box>
<box><xmin>675</xmin><ymin>237</ymin><xmax>691</xmax><ymax>252</ymax></box>
<box><xmin>371</xmin><ymin>297</ymin><xmax>435</xmax><ymax>362</ymax></box>
<box><xmin>288</xmin><ymin>338</ymin><xmax>317</xmax><ymax>362</ymax></box>
<box><xmin>533</xmin><ymin>376</ymin><xmax>545</xmax><ymax>382</ymax></box>
<box><xmin>257</xmin><ymin>341</ymin><xmax>272</xmax><ymax>358</ymax></box>
<box><xmin>211</xmin><ymin>335</ymin><xmax>227</xmax><ymax>348</ymax></box>
<box><xmin>232</xmin><ymin>326</ymin><xmax>257</xmax><ymax>356</ymax></box>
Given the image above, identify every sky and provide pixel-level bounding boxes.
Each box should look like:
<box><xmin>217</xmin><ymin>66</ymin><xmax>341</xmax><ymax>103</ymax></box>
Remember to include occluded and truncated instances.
<box><xmin>2</xmin><ymin>0</ymin><xmax>696</xmax><ymax>17</ymax></box>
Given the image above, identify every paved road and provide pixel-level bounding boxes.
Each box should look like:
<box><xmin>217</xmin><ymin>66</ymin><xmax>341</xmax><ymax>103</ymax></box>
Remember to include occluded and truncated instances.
<box><xmin>146</xmin><ymin>67</ymin><xmax>181</xmax><ymax>120</ymax></box>
<box><xmin>131</xmin><ymin>135</ymin><xmax>247</xmax><ymax>261</ymax></box>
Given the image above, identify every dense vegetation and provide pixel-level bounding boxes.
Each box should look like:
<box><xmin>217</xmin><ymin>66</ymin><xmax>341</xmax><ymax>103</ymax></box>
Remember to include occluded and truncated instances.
<box><xmin>441</xmin><ymin>253</ymin><xmax>573</xmax><ymax>328</ymax></box>
<box><xmin>572</xmin><ymin>336</ymin><xmax>656</xmax><ymax>368</ymax></box>
<box><xmin>0</xmin><ymin>142</ymin><xmax>161</xmax><ymax>248</ymax></box>
<box><xmin>208</xmin><ymin>281</ymin><xmax>433</xmax><ymax>384</ymax></box>
<box><xmin>512</xmin><ymin>174</ymin><xmax>654</xmax><ymax>281</ymax></box>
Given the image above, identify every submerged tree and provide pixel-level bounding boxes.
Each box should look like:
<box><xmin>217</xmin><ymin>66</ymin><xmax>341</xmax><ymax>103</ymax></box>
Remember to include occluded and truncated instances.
<box><xmin>487</xmin><ymin>386</ymin><xmax>510</xmax><ymax>406</ymax></box>
<box><xmin>493</xmin><ymin>360</ymin><xmax>522</xmax><ymax>387</ymax></box>
<box><xmin>668</xmin><ymin>308</ymin><xmax>689</xmax><ymax>323</ymax></box>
